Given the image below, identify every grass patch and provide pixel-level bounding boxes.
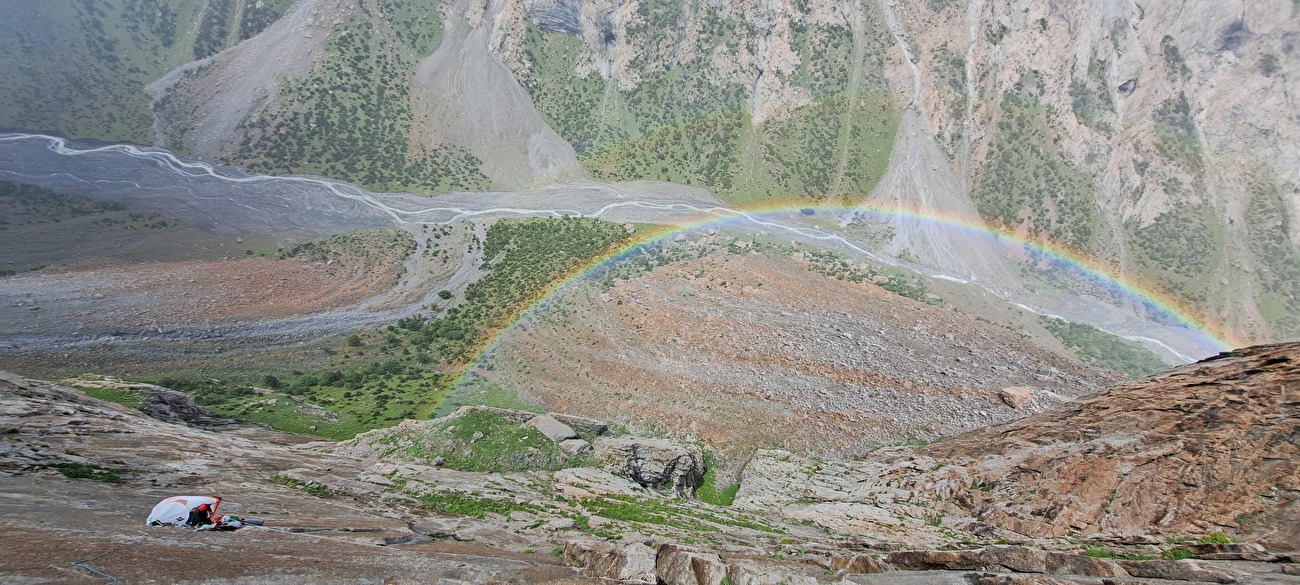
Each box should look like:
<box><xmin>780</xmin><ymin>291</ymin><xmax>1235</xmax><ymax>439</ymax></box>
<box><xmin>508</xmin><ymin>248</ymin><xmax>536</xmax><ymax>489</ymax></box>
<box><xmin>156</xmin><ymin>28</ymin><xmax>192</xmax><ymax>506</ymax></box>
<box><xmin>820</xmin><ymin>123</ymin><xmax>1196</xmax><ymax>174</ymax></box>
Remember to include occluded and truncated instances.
<box><xmin>377</xmin><ymin>410</ymin><xmax>595</xmax><ymax>473</ymax></box>
<box><xmin>1039</xmin><ymin>317</ymin><xmax>1167</xmax><ymax>378</ymax></box>
<box><xmin>1162</xmin><ymin>548</ymin><xmax>1195</xmax><ymax>560</ymax></box>
<box><xmin>696</xmin><ymin>452</ymin><xmax>740</xmax><ymax>507</ymax></box>
<box><xmin>1083</xmin><ymin>547</ymin><xmax>1153</xmax><ymax>561</ymax></box>
<box><xmin>76</xmin><ymin>386</ymin><xmax>143</xmax><ymax>410</ymax></box>
<box><xmin>431</xmin><ymin>378</ymin><xmax>542</xmax><ymax>419</ymax></box>
<box><xmin>416</xmin><ymin>490</ymin><xmax>537</xmax><ymax>519</ymax></box>
<box><xmin>269</xmin><ymin>473</ymin><xmax>338</xmax><ymax>496</ymax></box>
<box><xmin>1199</xmin><ymin>533</ymin><xmax>1233</xmax><ymax>544</ymax></box>
<box><xmin>53</xmin><ymin>462</ymin><xmax>122</xmax><ymax>483</ymax></box>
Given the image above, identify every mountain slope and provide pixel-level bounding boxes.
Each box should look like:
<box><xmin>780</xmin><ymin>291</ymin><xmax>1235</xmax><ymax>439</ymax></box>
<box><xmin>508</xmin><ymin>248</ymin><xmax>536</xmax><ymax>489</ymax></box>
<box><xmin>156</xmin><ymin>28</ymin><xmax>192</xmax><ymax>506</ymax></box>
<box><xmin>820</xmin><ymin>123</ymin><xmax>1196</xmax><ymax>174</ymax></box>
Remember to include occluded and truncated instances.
<box><xmin>0</xmin><ymin>0</ymin><xmax>293</xmax><ymax>143</ymax></box>
<box><xmin>469</xmin><ymin>235</ymin><xmax>1122</xmax><ymax>463</ymax></box>
<box><xmin>868</xmin><ymin>0</ymin><xmax>1300</xmax><ymax>341</ymax></box>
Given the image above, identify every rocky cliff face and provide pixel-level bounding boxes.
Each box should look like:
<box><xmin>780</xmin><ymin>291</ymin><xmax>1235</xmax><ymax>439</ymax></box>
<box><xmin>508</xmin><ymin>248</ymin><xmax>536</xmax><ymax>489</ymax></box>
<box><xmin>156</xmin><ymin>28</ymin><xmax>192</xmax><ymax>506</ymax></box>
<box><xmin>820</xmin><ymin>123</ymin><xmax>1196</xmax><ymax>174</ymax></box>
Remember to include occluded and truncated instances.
<box><xmin>737</xmin><ymin>342</ymin><xmax>1300</xmax><ymax>550</ymax></box>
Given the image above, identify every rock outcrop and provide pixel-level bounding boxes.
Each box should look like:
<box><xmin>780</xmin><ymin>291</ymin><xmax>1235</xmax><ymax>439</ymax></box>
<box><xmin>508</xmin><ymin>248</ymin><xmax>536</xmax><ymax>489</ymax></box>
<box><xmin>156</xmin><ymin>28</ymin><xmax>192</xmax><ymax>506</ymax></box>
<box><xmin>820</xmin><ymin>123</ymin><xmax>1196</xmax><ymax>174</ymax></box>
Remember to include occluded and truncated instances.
<box><xmin>524</xmin><ymin>414</ymin><xmax>580</xmax><ymax>441</ymax></box>
<box><xmin>2</xmin><ymin>361</ymin><xmax>1298</xmax><ymax>584</ymax></box>
<box><xmin>595</xmin><ymin>438</ymin><xmax>704</xmax><ymax>497</ymax></box>
<box><xmin>735</xmin><ymin>343</ymin><xmax>1300</xmax><ymax>550</ymax></box>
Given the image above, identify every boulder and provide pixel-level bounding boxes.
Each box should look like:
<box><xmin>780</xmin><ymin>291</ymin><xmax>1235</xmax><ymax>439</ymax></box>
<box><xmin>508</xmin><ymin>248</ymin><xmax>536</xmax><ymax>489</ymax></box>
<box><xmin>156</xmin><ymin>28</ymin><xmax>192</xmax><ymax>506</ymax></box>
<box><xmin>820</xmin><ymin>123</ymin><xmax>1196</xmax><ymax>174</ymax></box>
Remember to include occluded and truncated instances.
<box><xmin>1042</xmin><ymin>552</ymin><xmax>1128</xmax><ymax>577</ymax></box>
<box><xmin>724</xmin><ymin>557</ymin><xmax>818</xmax><ymax>585</ymax></box>
<box><xmin>595</xmin><ymin>438</ymin><xmax>703</xmax><ymax>497</ymax></box>
<box><xmin>656</xmin><ymin>544</ymin><xmax>727</xmax><ymax>585</ymax></box>
<box><xmin>564</xmin><ymin>539</ymin><xmax>656</xmax><ymax>583</ymax></box>
<box><xmin>999</xmin><ymin>387</ymin><xmax>1034</xmax><ymax>409</ymax></box>
<box><xmin>846</xmin><ymin>572</ymin><xmax>974</xmax><ymax>584</ymax></box>
<box><xmin>558</xmin><ymin>438</ymin><xmax>592</xmax><ymax>455</ymax></box>
<box><xmin>884</xmin><ymin>550</ymin><xmax>983</xmax><ymax>571</ymax></box>
<box><xmin>550</xmin><ymin>413</ymin><xmax>611</xmax><ymax>436</ymax></box>
<box><xmin>973</xmin><ymin>575</ymin><xmax>1108</xmax><ymax>585</ymax></box>
<box><xmin>523</xmin><ymin>415</ymin><xmax>578</xmax><ymax>442</ymax></box>
<box><xmin>1185</xmin><ymin>542</ymin><xmax>1275</xmax><ymax>561</ymax></box>
<box><xmin>1118</xmin><ymin>560</ymin><xmax>1240</xmax><ymax>583</ymax></box>
<box><xmin>978</xmin><ymin>546</ymin><xmax>1047</xmax><ymax>573</ymax></box>
<box><xmin>552</xmin><ymin>467</ymin><xmax>647</xmax><ymax>499</ymax></box>
<box><xmin>830</xmin><ymin>555</ymin><xmax>888</xmax><ymax>574</ymax></box>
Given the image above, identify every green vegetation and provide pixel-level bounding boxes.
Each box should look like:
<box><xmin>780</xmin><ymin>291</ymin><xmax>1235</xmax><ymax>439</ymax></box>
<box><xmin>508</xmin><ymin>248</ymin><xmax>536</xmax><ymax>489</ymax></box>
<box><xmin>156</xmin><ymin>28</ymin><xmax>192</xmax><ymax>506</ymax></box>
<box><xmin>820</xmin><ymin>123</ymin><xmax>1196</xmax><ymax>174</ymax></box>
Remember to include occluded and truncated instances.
<box><xmin>154</xmin><ymin>367</ymin><xmax>452</xmax><ymax>440</ymax></box>
<box><xmin>233</xmin><ymin>6</ymin><xmax>486</xmax><ymax>194</ymax></box>
<box><xmin>1083</xmin><ymin>547</ymin><xmax>1152</xmax><ymax>561</ymax></box>
<box><xmin>1160</xmin><ymin>35</ymin><xmax>1192</xmax><ymax>80</ymax></box>
<box><xmin>1162</xmin><ymin>547</ymin><xmax>1195</xmax><ymax>561</ymax></box>
<box><xmin>1244</xmin><ymin>173</ymin><xmax>1300</xmax><ymax>337</ymax></box>
<box><xmin>270</xmin><ymin>473</ymin><xmax>338</xmax><ymax>496</ymax></box>
<box><xmin>1199</xmin><ymin>532</ymin><xmax>1233</xmax><ymax>544</ymax></box>
<box><xmin>416</xmin><ymin>490</ymin><xmax>540</xmax><ymax>519</ymax></box>
<box><xmin>375</xmin><ymin>410</ymin><xmax>595</xmax><ymax>473</ymax></box>
<box><xmin>972</xmin><ymin>91</ymin><xmax>1099</xmax><ymax>250</ymax></box>
<box><xmin>193</xmin><ymin>0</ymin><xmax>235</xmax><ymax>59</ymax></box>
<box><xmin>0</xmin><ymin>0</ymin><xmax>292</xmax><ymax>142</ymax></box>
<box><xmin>75</xmin><ymin>386</ymin><xmax>143</xmax><ymax>410</ymax></box>
<box><xmin>152</xmin><ymin>218</ymin><xmax>631</xmax><ymax>439</ymax></box>
<box><xmin>0</xmin><ymin>182</ymin><xmax>126</xmax><ymax>228</ymax></box>
<box><xmin>1152</xmin><ymin>93</ymin><xmax>1201</xmax><ymax>170</ymax></box>
<box><xmin>1070</xmin><ymin>59</ymin><xmax>1113</xmax><ymax>132</ymax></box>
<box><xmin>696</xmin><ymin>452</ymin><xmax>740</xmax><ymax>506</ymax></box>
<box><xmin>241</xmin><ymin>0</ymin><xmax>295</xmax><ymax>40</ymax></box>
<box><xmin>53</xmin><ymin>462</ymin><xmax>123</xmax><ymax>483</ymax></box>
<box><xmin>515</xmin><ymin>1</ymin><xmax>896</xmax><ymax>204</ymax></box>
<box><xmin>431</xmin><ymin>378</ymin><xmax>541</xmax><ymax>418</ymax></box>
<box><xmin>1128</xmin><ymin>201</ymin><xmax>1222</xmax><ymax>304</ymax></box>
<box><xmin>1040</xmin><ymin>317</ymin><xmax>1168</xmax><ymax>378</ymax></box>
<box><xmin>387</xmin><ymin>217</ymin><xmax>630</xmax><ymax>364</ymax></box>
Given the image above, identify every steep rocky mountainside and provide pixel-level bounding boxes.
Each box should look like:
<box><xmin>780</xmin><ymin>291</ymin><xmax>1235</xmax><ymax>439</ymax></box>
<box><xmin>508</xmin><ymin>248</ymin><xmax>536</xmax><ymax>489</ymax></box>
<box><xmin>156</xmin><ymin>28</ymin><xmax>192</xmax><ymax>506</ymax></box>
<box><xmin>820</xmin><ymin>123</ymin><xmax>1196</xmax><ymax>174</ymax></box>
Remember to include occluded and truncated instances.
<box><xmin>867</xmin><ymin>0</ymin><xmax>1300</xmax><ymax>342</ymax></box>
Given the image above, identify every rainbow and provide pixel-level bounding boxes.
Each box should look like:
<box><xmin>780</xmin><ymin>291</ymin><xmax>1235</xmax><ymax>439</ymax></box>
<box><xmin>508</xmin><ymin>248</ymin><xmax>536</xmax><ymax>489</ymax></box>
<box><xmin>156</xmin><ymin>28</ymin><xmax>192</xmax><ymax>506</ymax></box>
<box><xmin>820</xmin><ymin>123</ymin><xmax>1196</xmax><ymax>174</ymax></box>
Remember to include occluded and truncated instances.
<box><xmin>448</xmin><ymin>201</ymin><xmax>1237</xmax><ymax>390</ymax></box>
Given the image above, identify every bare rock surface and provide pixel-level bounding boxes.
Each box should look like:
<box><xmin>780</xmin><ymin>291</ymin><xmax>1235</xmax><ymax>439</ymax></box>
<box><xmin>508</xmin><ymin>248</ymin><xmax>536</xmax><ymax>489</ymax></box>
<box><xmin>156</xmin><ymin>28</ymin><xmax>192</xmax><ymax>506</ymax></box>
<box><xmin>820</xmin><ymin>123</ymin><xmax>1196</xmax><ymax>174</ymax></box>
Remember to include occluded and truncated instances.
<box><xmin>2</xmin><ymin>359</ymin><xmax>1299</xmax><ymax>584</ymax></box>
<box><xmin>565</xmin><ymin>539</ymin><xmax>657</xmax><ymax>584</ymax></box>
<box><xmin>595</xmin><ymin>438</ymin><xmax>704</xmax><ymax>497</ymax></box>
<box><xmin>0</xmin><ymin>372</ymin><xmax>592</xmax><ymax>584</ymax></box>
<box><xmin>1117</xmin><ymin>560</ymin><xmax>1243</xmax><ymax>583</ymax></box>
<box><xmin>526</xmin><ymin>414</ymin><xmax>580</xmax><ymax>442</ymax></box>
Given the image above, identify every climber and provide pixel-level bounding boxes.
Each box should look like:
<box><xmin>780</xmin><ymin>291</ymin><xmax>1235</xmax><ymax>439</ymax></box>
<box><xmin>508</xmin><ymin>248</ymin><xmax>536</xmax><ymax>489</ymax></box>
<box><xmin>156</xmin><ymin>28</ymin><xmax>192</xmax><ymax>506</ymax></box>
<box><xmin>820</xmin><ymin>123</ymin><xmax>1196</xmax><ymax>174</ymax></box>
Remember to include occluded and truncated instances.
<box><xmin>146</xmin><ymin>496</ymin><xmax>261</xmax><ymax>530</ymax></box>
